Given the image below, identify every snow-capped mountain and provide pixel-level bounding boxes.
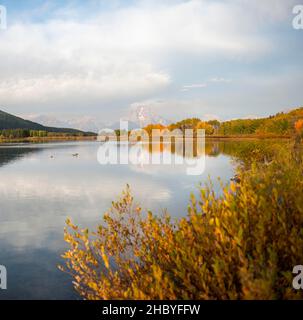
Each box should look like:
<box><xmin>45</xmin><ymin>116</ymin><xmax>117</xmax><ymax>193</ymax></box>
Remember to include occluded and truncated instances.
<box><xmin>105</xmin><ymin>106</ymin><xmax>169</xmax><ymax>130</ymax></box>
<box><xmin>126</xmin><ymin>105</ymin><xmax>169</xmax><ymax>128</ymax></box>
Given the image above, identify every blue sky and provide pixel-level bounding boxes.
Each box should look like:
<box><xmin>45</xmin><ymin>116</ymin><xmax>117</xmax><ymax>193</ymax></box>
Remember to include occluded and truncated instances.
<box><xmin>0</xmin><ymin>0</ymin><xmax>302</xmax><ymax>124</ymax></box>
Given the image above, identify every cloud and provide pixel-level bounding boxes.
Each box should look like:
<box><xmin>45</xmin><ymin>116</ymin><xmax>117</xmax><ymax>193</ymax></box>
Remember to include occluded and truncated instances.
<box><xmin>0</xmin><ymin>66</ymin><xmax>170</xmax><ymax>106</ymax></box>
<box><xmin>0</xmin><ymin>0</ymin><xmax>301</xmax><ymax>124</ymax></box>
<box><xmin>210</xmin><ymin>77</ymin><xmax>232</xmax><ymax>83</ymax></box>
<box><xmin>0</xmin><ymin>19</ymin><xmax>171</xmax><ymax>109</ymax></box>
<box><xmin>181</xmin><ymin>77</ymin><xmax>232</xmax><ymax>92</ymax></box>
<box><xmin>232</xmin><ymin>0</ymin><xmax>298</xmax><ymax>23</ymax></box>
<box><xmin>181</xmin><ymin>83</ymin><xmax>207</xmax><ymax>92</ymax></box>
<box><xmin>0</xmin><ymin>0</ymin><xmax>277</xmax><ymax>113</ymax></box>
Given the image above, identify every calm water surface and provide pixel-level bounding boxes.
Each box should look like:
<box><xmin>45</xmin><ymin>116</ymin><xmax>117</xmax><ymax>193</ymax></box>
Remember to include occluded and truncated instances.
<box><xmin>0</xmin><ymin>140</ymin><xmax>237</xmax><ymax>299</ymax></box>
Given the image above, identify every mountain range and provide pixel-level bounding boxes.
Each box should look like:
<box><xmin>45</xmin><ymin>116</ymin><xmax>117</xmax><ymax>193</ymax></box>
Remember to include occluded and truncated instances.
<box><xmin>24</xmin><ymin>106</ymin><xmax>170</xmax><ymax>132</ymax></box>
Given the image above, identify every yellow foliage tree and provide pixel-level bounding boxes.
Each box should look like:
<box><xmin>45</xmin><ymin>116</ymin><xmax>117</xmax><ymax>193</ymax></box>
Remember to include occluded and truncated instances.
<box><xmin>196</xmin><ymin>121</ymin><xmax>215</xmax><ymax>135</ymax></box>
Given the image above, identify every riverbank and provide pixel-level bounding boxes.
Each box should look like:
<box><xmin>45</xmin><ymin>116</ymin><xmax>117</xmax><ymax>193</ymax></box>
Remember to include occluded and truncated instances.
<box><xmin>205</xmin><ymin>135</ymin><xmax>291</xmax><ymax>140</ymax></box>
<box><xmin>0</xmin><ymin>133</ymin><xmax>292</xmax><ymax>144</ymax></box>
<box><xmin>102</xmin><ymin>134</ymin><xmax>292</xmax><ymax>142</ymax></box>
<box><xmin>0</xmin><ymin>135</ymin><xmax>97</xmax><ymax>144</ymax></box>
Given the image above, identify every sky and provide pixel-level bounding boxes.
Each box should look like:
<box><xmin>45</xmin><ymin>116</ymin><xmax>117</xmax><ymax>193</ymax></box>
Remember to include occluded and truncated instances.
<box><xmin>0</xmin><ymin>0</ymin><xmax>302</xmax><ymax>125</ymax></box>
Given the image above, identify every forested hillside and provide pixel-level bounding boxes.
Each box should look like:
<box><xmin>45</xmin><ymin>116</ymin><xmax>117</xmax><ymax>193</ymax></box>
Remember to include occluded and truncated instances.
<box><xmin>0</xmin><ymin>109</ymin><xmax>94</xmax><ymax>138</ymax></box>
<box><xmin>143</xmin><ymin>107</ymin><xmax>303</xmax><ymax>137</ymax></box>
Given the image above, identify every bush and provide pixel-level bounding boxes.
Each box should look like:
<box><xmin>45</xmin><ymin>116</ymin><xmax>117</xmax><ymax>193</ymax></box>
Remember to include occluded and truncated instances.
<box><xmin>60</xmin><ymin>144</ymin><xmax>303</xmax><ymax>300</ymax></box>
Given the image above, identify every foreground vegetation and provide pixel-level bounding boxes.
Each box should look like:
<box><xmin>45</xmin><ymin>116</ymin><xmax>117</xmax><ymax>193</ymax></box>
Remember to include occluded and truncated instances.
<box><xmin>61</xmin><ymin>127</ymin><xmax>303</xmax><ymax>299</ymax></box>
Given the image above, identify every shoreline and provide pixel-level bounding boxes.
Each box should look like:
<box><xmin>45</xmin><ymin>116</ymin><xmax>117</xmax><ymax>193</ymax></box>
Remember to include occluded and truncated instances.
<box><xmin>0</xmin><ymin>134</ymin><xmax>292</xmax><ymax>144</ymax></box>
<box><xmin>0</xmin><ymin>135</ymin><xmax>97</xmax><ymax>144</ymax></box>
<box><xmin>106</xmin><ymin>135</ymin><xmax>292</xmax><ymax>142</ymax></box>
<box><xmin>204</xmin><ymin>135</ymin><xmax>291</xmax><ymax>140</ymax></box>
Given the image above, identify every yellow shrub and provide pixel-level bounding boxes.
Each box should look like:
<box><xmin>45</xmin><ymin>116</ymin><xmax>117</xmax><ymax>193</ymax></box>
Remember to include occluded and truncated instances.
<box><xmin>60</xmin><ymin>145</ymin><xmax>303</xmax><ymax>300</ymax></box>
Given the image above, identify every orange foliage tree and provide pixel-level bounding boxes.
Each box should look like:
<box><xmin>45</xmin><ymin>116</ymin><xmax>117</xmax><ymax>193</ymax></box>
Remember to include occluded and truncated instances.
<box><xmin>295</xmin><ymin>119</ymin><xmax>303</xmax><ymax>134</ymax></box>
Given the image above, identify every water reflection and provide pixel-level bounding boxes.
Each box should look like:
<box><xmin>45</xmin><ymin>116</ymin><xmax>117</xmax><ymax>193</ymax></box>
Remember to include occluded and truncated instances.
<box><xmin>0</xmin><ymin>139</ymin><xmax>283</xmax><ymax>299</ymax></box>
<box><xmin>0</xmin><ymin>146</ymin><xmax>41</xmax><ymax>168</ymax></box>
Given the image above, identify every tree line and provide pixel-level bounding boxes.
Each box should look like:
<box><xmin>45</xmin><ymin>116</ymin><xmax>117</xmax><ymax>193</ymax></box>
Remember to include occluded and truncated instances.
<box><xmin>142</xmin><ymin>107</ymin><xmax>303</xmax><ymax>137</ymax></box>
<box><xmin>0</xmin><ymin>129</ymin><xmax>89</xmax><ymax>139</ymax></box>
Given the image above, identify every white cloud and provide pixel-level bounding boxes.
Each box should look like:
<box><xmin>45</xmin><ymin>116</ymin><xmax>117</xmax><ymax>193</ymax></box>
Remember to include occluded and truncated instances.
<box><xmin>182</xmin><ymin>78</ymin><xmax>232</xmax><ymax>91</ymax></box>
<box><xmin>210</xmin><ymin>77</ymin><xmax>232</xmax><ymax>83</ymax></box>
<box><xmin>181</xmin><ymin>83</ymin><xmax>207</xmax><ymax>92</ymax></box>
<box><xmin>0</xmin><ymin>0</ymin><xmax>277</xmax><ymax>113</ymax></box>
<box><xmin>0</xmin><ymin>0</ymin><xmax>299</xmax><ymax>124</ymax></box>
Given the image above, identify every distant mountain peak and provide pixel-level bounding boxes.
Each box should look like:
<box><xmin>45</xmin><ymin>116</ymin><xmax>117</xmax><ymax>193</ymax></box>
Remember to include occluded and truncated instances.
<box><xmin>127</xmin><ymin>105</ymin><xmax>169</xmax><ymax>128</ymax></box>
